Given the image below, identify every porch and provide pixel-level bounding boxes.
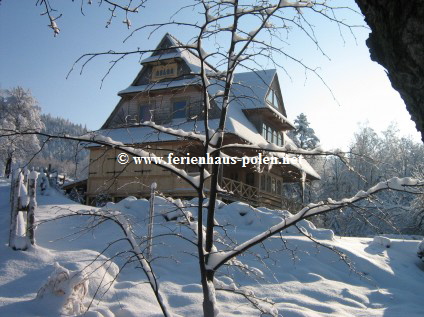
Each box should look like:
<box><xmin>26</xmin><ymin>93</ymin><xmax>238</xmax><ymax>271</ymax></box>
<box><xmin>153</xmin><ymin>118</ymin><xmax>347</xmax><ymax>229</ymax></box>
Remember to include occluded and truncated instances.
<box><xmin>219</xmin><ymin>176</ymin><xmax>300</xmax><ymax>210</ymax></box>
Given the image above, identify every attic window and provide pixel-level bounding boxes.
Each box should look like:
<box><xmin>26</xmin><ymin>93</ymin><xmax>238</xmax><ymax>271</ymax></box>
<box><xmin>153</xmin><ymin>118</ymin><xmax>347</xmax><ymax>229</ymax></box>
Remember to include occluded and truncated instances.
<box><xmin>152</xmin><ymin>63</ymin><xmax>177</xmax><ymax>81</ymax></box>
<box><xmin>266</xmin><ymin>89</ymin><xmax>279</xmax><ymax>109</ymax></box>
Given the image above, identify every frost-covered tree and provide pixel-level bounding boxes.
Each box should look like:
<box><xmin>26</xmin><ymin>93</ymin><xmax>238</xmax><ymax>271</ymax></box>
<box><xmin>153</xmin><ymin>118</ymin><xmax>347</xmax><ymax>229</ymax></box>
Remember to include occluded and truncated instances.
<box><xmin>0</xmin><ymin>87</ymin><xmax>44</xmax><ymax>177</ymax></box>
<box><xmin>7</xmin><ymin>1</ymin><xmax>424</xmax><ymax>316</ymax></box>
<box><xmin>315</xmin><ymin>123</ymin><xmax>424</xmax><ymax>236</ymax></box>
<box><xmin>288</xmin><ymin>113</ymin><xmax>320</xmax><ymax>150</ymax></box>
<box><xmin>32</xmin><ymin>114</ymin><xmax>89</xmax><ymax>178</ymax></box>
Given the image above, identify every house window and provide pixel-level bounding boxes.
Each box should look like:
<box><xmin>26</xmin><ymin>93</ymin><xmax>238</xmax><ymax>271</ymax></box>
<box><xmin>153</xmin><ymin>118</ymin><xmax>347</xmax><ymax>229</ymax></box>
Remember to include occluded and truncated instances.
<box><xmin>271</xmin><ymin>178</ymin><xmax>276</xmax><ymax>193</ymax></box>
<box><xmin>262</xmin><ymin>123</ymin><xmax>283</xmax><ymax>147</ymax></box>
<box><xmin>139</xmin><ymin>105</ymin><xmax>152</xmax><ymax>122</ymax></box>
<box><xmin>266</xmin><ymin>175</ymin><xmax>271</xmax><ymax>192</ymax></box>
<box><xmin>266</xmin><ymin>89</ymin><xmax>280</xmax><ymax>109</ymax></box>
<box><xmin>260</xmin><ymin>175</ymin><xmax>266</xmax><ymax>191</ymax></box>
<box><xmin>277</xmin><ymin>133</ymin><xmax>282</xmax><ymax>146</ymax></box>
<box><xmin>272</xmin><ymin>130</ymin><xmax>277</xmax><ymax>144</ymax></box>
<box><xmin>267</xmin><ymin>126</ymin><xmax>272</xmax><ymax>143</ymax></box>
<box><xmin>152</xmin><ymin>63</ymin><xmax>178</xmax><ymax>81</ymax></box>
<box><xmin>246</xmin><ymin>173</ymin><xmax>254</xmax><ymax>186</ymax></box>
<box><xmin>266</xmin><ymin>90</ymin><xmax>274</xmax><ymax>105</ymax></box>
<box><xmin>277</xmin><ymin>180</ymin><xmax>282</xmax><ymax>195</ymax></box>
<box><xmin>173</xmin><ymin>101</ymin><xmax>187</xmax><ymax>119</ymax></box>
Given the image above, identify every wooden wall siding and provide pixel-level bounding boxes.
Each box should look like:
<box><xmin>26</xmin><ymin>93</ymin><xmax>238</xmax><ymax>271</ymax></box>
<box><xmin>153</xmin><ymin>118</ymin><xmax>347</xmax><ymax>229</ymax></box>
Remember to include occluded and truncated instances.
<box><xmin>107</xmin><ymin>87</ymin><xmax>223</xmax><ymax>127</ymax></box>
<box><xmin>87</xmin><ymin>143</ymin><xmax>293</xmax><ymax>209</ymax></box>
<box><xmin>134</xmin><ymin>57</ymin><xmax>194</xmax><ymax>86</ymax></box>
<box><xmin>135</xmin><ymin>65</ymin><xmax>153</xmax><ymax>86</ymax></box>
<box><xmin>87</xmin><ymin>144</ymin><xmax>199</xmax><ymax>199</ymax></box>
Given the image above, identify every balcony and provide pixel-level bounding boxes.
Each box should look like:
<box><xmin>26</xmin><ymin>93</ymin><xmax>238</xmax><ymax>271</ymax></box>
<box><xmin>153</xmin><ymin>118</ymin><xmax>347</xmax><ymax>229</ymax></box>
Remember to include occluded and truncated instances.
<box><xmin>220</xmin><ymin>177</ymin><xmax>259</xmax><ymax>205</ymax></box>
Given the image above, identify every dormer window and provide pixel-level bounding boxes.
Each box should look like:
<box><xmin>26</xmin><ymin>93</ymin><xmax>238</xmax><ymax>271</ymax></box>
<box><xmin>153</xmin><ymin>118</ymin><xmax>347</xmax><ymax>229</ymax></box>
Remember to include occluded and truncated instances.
<box><xmin>266</xmin><ymin>89</ymin><xmax>280</xmax><ymax>109</ymax></box>
<box><xmin>262</xmin><ymin>123</ymin><xmax>284</xmax><ymax>146</ymax></box>
<box><xmin>152</xmin><ymin>63</ymin><xmax>178</xmax><ymax>81</ymax></box>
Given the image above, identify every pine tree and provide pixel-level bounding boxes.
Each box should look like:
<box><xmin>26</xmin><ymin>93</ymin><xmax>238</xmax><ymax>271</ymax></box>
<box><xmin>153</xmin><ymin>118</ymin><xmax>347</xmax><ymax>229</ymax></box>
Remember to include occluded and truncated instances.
<box><xmin>289</xmin><ymin>113</ymin><xmax>320</xmax><ymax>149</ymax></box>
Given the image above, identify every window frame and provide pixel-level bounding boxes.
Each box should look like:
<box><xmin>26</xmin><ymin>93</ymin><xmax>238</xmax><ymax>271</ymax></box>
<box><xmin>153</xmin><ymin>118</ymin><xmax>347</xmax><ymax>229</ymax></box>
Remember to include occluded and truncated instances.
<box><xmin>172</xmin><ymin>100</ymin><xmax>187</xmax><ymax>119</ymax></box>
<box><xmin>152</xmin><ymin>63</ymin><xmax>178</xmax><ymax>81</ymax></box>
<box><xmin>266</xmin><ymin>89</ymin><xmax>280</xmax><ymax>110</ymax></box>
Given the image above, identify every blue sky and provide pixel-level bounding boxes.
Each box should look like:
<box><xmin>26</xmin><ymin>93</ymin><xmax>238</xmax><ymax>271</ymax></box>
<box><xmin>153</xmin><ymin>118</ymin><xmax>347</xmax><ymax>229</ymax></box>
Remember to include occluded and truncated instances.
<box><xmin>0</xmin><ymin>0</ymin><xmax>421</xmax><ymax>149</ymax></box>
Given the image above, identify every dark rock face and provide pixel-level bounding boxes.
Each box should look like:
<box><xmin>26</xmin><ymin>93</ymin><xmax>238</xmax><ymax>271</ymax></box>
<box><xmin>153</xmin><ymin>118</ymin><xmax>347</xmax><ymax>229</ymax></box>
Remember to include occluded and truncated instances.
<box><xmin>355</xmin><ymin>0</ymin><xmax>424</xmax><ymax>142</ymax></box>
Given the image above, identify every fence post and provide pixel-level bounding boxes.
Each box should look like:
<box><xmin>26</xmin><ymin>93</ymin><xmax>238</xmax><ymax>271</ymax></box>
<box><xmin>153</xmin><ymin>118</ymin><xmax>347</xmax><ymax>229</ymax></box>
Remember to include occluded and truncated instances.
<box><xmin>27</xmin><ymin>170</ymin><xmax>38</xmax><ymax>246</ymax></box>
<box><xmin>146</xmin><ymin>182</ymin><xmax>157</xmax><ymax>261</ymax></box>
<box><xmin>8</xmin><ymin>169</ymin><xmax>22</xmax><ymax>250</ymax></box>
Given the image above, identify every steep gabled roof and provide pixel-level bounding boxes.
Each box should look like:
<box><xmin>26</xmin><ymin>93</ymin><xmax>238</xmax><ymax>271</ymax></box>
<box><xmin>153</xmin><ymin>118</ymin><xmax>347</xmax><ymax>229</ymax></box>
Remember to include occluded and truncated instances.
<box><xmin>96</xmin><ymin>34</ymin><xmax>319</xmax><ymax>180</ymax></box>
<box><xmin>115</xmin><ymin>68</ymin><xmax>294</xmax><ymax>129</ymax></box>
<box><xmin>208</xmin><ymin>69</ymin><xmax>294</xmax><ymax>128</ymax></box>
<box><xmin>139</xmin><ymin>33</ymin><xmax>216</xmax><ymax>74</ymax></box>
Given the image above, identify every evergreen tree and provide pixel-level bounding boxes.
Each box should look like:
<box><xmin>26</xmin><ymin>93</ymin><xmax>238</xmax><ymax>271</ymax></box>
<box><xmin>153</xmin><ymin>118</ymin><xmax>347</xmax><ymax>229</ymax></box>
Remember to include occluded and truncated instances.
<box><xmin>289</xmin><ymin>113</ymin><xmax>320</xmax><ymax>149</ymax></box>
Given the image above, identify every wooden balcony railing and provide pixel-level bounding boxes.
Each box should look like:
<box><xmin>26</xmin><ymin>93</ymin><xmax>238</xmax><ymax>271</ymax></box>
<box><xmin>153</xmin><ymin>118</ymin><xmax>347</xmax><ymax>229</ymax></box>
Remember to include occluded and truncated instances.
<box><xmin>220</xmin><ymin>177</ymin><xmax>259</xmax><ymax>203</ymax></box>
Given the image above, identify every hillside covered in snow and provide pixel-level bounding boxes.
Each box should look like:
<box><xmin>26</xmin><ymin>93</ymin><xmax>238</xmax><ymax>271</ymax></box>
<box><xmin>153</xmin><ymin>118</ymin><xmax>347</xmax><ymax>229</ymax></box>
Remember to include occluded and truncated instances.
<box><xmin>0</xmin><ymin>179</ymin><xmax>423</xmax><ymax>317</ymax></box>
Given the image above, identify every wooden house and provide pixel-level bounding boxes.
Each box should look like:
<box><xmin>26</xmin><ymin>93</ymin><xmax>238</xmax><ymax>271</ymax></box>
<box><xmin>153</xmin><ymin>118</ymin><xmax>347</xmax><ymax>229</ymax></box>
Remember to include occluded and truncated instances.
<box><xmin>86</xmin><ymin>33</ymin><xmax>320</xmax><ymax>208</ymax></box>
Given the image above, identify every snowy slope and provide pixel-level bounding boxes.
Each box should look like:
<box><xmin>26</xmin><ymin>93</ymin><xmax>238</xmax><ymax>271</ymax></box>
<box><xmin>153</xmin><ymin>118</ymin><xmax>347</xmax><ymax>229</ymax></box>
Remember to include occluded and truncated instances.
<box><xmin>0</xmin><ymin>179</ymin><xmax>423</xmax><ymax>317</ymax></box>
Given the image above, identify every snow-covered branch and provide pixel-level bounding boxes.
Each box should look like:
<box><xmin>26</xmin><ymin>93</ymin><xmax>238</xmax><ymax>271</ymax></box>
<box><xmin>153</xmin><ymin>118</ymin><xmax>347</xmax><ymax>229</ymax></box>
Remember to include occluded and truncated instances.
<box><xmin>207</xmin><ymin>177</ymin><xmax>424</xmax><ymax>271</ymax></box>
<box><xmin>40</xmin><ymin>208</ymin><xmax>173</xmax><ymax>317</ymax></box>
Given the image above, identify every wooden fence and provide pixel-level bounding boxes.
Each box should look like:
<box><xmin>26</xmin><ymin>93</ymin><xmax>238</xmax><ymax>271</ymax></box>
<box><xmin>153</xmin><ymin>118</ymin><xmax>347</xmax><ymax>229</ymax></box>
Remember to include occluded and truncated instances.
<box><xmin>8</xmin><ymin>168</ymin><xmax>38</xmax><ymax>250</ymax></box>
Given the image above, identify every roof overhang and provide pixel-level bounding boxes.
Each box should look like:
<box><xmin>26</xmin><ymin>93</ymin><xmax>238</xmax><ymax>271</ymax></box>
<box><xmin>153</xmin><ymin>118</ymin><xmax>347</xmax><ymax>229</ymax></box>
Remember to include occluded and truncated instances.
<box><xmin>243</xmin><ymin>108</ymin><xmax>295</xmax><ymax>131</ymax></box>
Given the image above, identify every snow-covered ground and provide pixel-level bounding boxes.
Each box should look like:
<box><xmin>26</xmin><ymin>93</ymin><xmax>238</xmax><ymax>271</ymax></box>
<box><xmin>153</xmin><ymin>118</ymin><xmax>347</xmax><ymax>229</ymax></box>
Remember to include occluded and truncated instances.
<box><xmin>0</xmin><ymin>178</ymin><xmax>423</xmax><ymax>317</ymax></box>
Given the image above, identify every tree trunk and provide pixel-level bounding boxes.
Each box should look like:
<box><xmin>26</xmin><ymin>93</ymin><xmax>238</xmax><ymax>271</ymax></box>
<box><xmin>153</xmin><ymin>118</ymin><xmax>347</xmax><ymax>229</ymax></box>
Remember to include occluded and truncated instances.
<box><xmin>202</xmin><ymin>270</ymin><xmax>218</xmax><ymax>317</ymax></box>
<box><xmin>8</xmin><ymin>171</ymin><xmax>18</xmax><ymax>249</ymax></box>
<box><xmin>8</xmin><ymin>170</ymin><xmax>24</xmax><ymax>250</ymax></box>
<box><xmin>5</xmin><ymin>154</ymin><xmax>12</xmax><ymax>178</ymax></box>
<box><xmin>27</xmin><ymin>173</ymin><xmax>38</xmax><ymax>246</ymax></box>
<box><xmin>355</xmin><ymin>0</ymin><xmax>424</xmax><ymax>142</ymax></box>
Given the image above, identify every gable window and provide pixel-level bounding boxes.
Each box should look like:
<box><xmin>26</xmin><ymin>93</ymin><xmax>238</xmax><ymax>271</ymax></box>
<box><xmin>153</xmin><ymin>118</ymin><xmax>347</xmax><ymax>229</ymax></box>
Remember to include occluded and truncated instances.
<box><xmin>173</xmin><ymin>100</ymin><xmax>187</xmax><ymax>119</ymax></box>
<box><xmin>266</xmin><ymin>89</ymin><xmax>280</xmax><ymax>109</ymax></box>
<box><xmin>152</xmin><ymin>63</ymin><xmax>177</xmax><ymax>81</ymax></box>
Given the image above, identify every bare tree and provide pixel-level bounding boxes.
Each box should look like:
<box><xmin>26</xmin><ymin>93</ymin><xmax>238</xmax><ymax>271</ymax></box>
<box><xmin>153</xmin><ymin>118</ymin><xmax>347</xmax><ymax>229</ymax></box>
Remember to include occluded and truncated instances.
<box><xmin>3</xmin><ymin>1</ymin><xmax>424</xmax><ymax>316</ymax></box>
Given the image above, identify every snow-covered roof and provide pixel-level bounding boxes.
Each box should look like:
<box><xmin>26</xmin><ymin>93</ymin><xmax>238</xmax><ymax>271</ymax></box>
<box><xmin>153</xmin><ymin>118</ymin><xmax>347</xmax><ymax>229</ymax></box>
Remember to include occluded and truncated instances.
<box><xmin>140</xmin><ymin>52</ymin><xmax>181</xmax><ymax>64</ymax></box>
<box><xmin>230</xmin><ymin>70</ymin><xmax>276</xmax><ymax>109</ymax></box>
<box><xmin>139</xmin><ymin>33</ymin><xmax>215</xmax><ymax>74</ymax></box>
<box><xmin>118</xmin><ymin>78</ymin><xmax>200</xmax><ymax>95</ymax></box>
<box><xmin>119</xmin><ymin>69</ymin><xmax>291</xmax><ymax>123</ymax></box>
<box><xmin>88</xmin><ymin>120</ymin><xmax>218</xmax><ymax>145</ymax></box>
<box><xmin>208</xmin><ymin>70</ymin><xmax>295</xmax><ymax>128</ymax></box>
<box><xmin>90</xmin><ymin>108</ymin><xmax>319</xmax><ymax>180</ymax></box>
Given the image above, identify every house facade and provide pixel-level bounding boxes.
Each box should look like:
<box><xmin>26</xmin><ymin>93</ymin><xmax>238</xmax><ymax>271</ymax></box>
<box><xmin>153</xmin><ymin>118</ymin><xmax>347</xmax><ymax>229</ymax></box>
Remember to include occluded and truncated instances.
<box><xmin>86</xmin><ymin>33</ymin><xmax>319</xmax><ymax>208</ymax></box>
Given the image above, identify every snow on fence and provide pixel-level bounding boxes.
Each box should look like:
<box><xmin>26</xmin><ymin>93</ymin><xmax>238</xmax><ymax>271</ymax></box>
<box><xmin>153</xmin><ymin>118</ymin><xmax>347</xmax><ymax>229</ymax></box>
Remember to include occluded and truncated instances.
<box><xmin>8</xmin><ymin>168</ymin><xmax>39</xmax><ymax>250</ymax></box>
